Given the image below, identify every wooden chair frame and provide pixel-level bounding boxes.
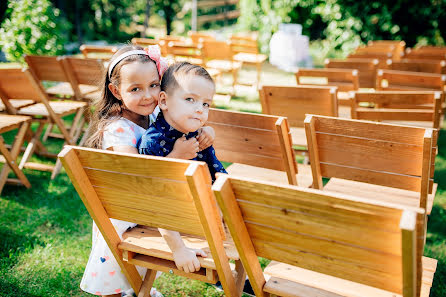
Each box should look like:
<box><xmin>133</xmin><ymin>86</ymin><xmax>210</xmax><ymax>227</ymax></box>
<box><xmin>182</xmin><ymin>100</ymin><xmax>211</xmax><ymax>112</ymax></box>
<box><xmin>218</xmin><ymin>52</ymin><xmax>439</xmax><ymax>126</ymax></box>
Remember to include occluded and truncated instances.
<box><xmin>325</xmin><ymin>58</ymin><xmax>379</xmax><ymax>88</ymax></box>
<box><xmin>295</xmin><ymin>68</ymin><xmax>359</xmax><ymax>92</ymax></box>
<box><xmin>387</xmin><ymin>59</ymin><xmax>446</xmax><ymax>74</ymax></box>
<box><xmin>376</xmin><ymin>69</ymin><xmax>446</xmax><ymax>92</ymax></box>
<box><xmin>350</xmin><ymin>91</ymin><xmax>443</xmax><ymax>129</ymax></box>
<box><xmin>0</xmin><ymin>115</ymin><xmax>32</xmax><ymax>194</ymax></box>
<box><xmin>79</xmin><ymin>44</ymin><xmax>118</xmax><ymax>59</ymax></box>
<box><xmin>304</xmin><ymin>114</ymin><xmax>437</xmax><ymax>215</ymax></box>
<box><xmin>213</xmin><ymin>174</ymin><xmax>435</xmax><ymax>297</ymax></box>
<box><xmin>59</xmin><ymin>146</ymin><xmax>245</xmax><ymax>297</ymax></box>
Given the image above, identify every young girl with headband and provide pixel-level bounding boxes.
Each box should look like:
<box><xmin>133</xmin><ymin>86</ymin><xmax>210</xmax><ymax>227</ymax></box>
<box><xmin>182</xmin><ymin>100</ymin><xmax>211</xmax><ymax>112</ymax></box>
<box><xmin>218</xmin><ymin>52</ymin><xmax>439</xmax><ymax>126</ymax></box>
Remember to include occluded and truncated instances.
<box><xmin>84</xmin><ymin>45</ymin><xmax>214</xmax><ymax>297</ymax></box>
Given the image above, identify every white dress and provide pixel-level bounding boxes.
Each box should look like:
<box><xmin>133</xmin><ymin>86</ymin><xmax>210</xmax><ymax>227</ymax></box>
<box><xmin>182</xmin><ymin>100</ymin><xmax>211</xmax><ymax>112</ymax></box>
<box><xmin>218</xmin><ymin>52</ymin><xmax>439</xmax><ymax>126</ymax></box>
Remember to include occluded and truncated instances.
<box><xmin>80</xmin><ymin>116</ymin><xmax>154</xmax><ymax>296</ymax></box>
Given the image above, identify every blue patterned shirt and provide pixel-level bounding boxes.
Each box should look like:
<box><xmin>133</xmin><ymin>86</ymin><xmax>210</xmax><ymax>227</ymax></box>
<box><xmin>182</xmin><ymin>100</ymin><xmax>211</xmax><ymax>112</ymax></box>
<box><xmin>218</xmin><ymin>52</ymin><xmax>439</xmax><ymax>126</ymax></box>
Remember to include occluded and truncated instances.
<box><xmin>138</xmin><ymin>111</ymin><xmax>227</xmax><ymax>182</ymax></box>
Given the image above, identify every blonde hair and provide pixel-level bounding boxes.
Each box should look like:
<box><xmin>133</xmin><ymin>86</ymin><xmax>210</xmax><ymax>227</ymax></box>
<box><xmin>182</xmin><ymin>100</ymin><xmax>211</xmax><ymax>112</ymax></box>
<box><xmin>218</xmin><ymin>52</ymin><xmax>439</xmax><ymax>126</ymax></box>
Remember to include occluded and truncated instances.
<box><xmin>85</xmin><ymin>45</ymin><xmax>155</xmax><ymax>148</ymax></box>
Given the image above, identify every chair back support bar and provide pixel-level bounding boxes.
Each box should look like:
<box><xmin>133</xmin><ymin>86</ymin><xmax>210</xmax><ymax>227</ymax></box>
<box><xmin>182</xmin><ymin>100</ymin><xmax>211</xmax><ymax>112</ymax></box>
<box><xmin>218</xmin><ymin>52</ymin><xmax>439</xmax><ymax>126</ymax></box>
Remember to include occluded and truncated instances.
<box><xmin>213</xmin><ymin>174</ymin><xmax>425</xmax><ymax>297</ymax></box>
<box><xmin>325</xmin><ymin>58</ymin><xmax>379</xmax><ymax>88</ymax></box>
<box><xmin>376</xmin><ymin>69</ymin><xmax>446</xmax><ymax>91</ymax></box>
<box><xmin>295</xmin><ymin>68</ymin><xmax>359</xmax><ymax>91</ymax></box>
<box><xmin>0</xmin><ymin>68</ymin><xmax>42</xmax><ymax>106</ymax></box>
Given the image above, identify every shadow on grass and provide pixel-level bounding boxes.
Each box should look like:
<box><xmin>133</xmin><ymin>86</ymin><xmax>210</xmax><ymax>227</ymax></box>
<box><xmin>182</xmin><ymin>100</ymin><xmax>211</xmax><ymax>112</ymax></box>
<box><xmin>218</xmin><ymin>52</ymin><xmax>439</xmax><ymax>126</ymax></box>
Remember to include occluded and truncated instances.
<box><xmin>0</xmin><ymin>227</ymin><xmax>44</xmax><ymax>265</ymax></box>
<box><xmin>0</xmin><ymin>280</ymin><xmax>43</xmax><ymax>297</ymax></box>
<box><xmin>427</xmin><ymin>204</ymin><xmax>446</xmax><ymax>239</ymax></box>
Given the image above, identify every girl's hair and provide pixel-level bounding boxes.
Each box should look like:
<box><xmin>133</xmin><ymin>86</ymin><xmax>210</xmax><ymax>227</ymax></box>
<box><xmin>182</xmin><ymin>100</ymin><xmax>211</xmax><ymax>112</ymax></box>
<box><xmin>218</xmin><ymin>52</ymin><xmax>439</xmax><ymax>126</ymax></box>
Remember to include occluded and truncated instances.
<box><xmin>85</xmin><ymin>45</ymin><xmax>156</xmax><ymax>148</ymax></box>
<box><xmin>161</xmin><ymin>62</ymin><xmax>214</xmax><ymax>94</ymax></box>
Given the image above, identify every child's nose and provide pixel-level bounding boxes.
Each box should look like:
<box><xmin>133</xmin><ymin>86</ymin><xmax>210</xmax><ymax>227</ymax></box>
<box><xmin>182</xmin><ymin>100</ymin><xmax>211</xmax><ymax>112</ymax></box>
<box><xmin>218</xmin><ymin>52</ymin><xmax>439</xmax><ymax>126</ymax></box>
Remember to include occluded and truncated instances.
<box><xmin>196</xmin><ymin>104</ymin><xmax>204</xmax><ymax>113</ymax></box>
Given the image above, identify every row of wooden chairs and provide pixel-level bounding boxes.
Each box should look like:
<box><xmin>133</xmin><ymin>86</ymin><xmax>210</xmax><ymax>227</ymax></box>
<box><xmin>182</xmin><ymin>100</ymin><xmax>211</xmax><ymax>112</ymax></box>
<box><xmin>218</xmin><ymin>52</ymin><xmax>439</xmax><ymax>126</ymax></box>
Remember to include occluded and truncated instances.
<box><xmin>60</xmin><ymin>110</ymin><xmax>438</xmax><ymax>296</ymax></box>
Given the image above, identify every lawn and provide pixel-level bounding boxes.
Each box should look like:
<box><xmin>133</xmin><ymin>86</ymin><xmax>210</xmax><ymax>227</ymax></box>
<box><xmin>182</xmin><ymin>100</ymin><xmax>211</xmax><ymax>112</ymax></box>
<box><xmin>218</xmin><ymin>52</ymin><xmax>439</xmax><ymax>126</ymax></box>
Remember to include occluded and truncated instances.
<box><xmin>0</xmin><ymin>64</ymin><xmax>445</xmax><ymax>296</ymax></box>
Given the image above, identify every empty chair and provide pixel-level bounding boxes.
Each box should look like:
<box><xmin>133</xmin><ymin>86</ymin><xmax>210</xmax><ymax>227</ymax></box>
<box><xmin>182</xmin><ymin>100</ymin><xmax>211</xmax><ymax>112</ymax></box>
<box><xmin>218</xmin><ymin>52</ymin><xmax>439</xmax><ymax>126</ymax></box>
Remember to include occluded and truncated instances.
<box><xmin>325</xmin><ymin>58</ymin><xmax>379</xmax><ymax>88</ymax></box>
<box><xmin>350</xmin><ymin>91</ymin><xmax>442</xmax><ymax>129</ymax></box>
<box><xmin>368</xmin><ymin>40</ymin><xmax>406</xmax><ymax>59</ymax></box>
<box><xmin>80</xmin><ymin>44</ymin><xmax>118</xmax><ymax>59</ymax></box>
<box><xmin>305</xmin><ymin>114</ymin><xmax>437</xmax><ymax>215</ymax></box>
<box><xmin>376</xmin><ymin>69</ymin><xmax>446</xmax><ymax>92</ymax></box>
<box><xmin>260</xmin><ymin>85</ymin><xmax>338</xmax><ymax>148</ymax></box>
<box><xmin>404</xmin><ymin>48</ymin><xmax>446</xmax><ymax>61</ymax></box>
<box><xmin>167</xmin><ymin>41</ymin><xmax>204</xmax><ymax>65</ymax></box>
<box><xmin>214</xmin><ymin>173</ymin><xmax>436</xmax><ymax>297</ymax></box>
<box><xmin>188</xmin><ymin>31</ymin><xmax>215</xmax><ymax>44</ymax></box>
<box><xmin>387</xmin><ymin>59</ymin><xmax>446</xmax><ymax>74</ymax></box>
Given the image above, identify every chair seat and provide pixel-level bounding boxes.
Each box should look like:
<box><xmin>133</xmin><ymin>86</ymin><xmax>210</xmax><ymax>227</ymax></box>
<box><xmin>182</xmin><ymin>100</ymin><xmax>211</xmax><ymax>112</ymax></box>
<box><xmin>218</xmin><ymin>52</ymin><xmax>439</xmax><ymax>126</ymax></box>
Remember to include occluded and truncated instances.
<box><xmin>79</xmin><ymin>84</ymin><xmax>100</xmax><ymax>94</ymax></box>
<box><xmin>323</xmin><ymin>178</ymin><xmax>436</xmax><ymax>215</ymax></box>
<box><xmin>18</xmin><ymin>101</ymin><xmax>87</xmax><ymax>117</ymax></box>
<box><xmin>233</xmin><ymin>53</ymin><xmax>267</xmax><ymax>64</ymax></box>
<box><xmin>226</xmin><ymin>163</ymin><xmax>313</xmax><ymax>188</ymax></box>
<box><xmin>82</xmin><ymin>90</ymin><xmax>102</xmax><ymax>101</ymax></box>
<box><xmin>0</xmin><ymin>114</ymin><xmax>31</xmax><ymax>133</ymax></box>
<box><xmin>0</xmin><ymin>99</ymin><xmax>35</xmax><ymax>112</ymax></box>
<box><xmin>290</xmin><ymin>127</ymin><xmax>307</xmax><ymax>147</ymax></box>
<box><xmin>46</xmin><ymin>82</ymin><xmax>74</xmax><ymax>97</ymax></box>
<box><xmin>205</xmin><ymin>60</ymin><xmax>242</xmax><ymax>72</ymax></box>
<box><xmin>263</xmin><ymin>258</ymin><xmax>437</xmax><ymax>297</ymax></box>
<box><xmin>174</xmin><ymin>56</ymin><xmax>204</xmax><ymax>65</ymax></box>
<box><xmin>119</xmin><ymin>226</ymin><xmax>239</xmax><ymax>271</ymax></box>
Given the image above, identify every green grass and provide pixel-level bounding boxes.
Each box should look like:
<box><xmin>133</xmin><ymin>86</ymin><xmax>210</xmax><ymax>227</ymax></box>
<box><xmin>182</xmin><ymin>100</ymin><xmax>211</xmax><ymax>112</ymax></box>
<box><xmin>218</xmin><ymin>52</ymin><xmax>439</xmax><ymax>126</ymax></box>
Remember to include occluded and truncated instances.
<box><xmin>1</xmin><ymin>64</ymin><xmax>445</xmax><ymax>296</ymax></box>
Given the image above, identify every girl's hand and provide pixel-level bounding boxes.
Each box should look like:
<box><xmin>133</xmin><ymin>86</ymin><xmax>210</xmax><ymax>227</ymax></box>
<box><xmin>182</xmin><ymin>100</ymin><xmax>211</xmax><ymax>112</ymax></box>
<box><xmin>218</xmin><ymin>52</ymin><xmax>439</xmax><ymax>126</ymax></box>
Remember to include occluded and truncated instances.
<box><xmin>172</xmin><ymin>247</ymin><xmax>207</xmax><ymax>273</ymax></box>
<box><xmin>198</xmin><ymin>126</ymin><xmax>215</xmax><ymax>151</ymax></box>
<box><xmin>168</xmin><ymin>136</ymin><xmax>199</xmax><ymax>159</ymax></box>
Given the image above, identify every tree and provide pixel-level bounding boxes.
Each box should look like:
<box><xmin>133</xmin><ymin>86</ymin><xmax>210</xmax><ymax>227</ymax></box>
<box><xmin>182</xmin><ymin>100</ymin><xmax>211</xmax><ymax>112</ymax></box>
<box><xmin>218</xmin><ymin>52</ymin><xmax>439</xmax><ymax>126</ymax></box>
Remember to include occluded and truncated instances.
<box><xmin>0</xmin><ymin>0</ymin><xmax>71</xmax><ymax>62</ymax></box>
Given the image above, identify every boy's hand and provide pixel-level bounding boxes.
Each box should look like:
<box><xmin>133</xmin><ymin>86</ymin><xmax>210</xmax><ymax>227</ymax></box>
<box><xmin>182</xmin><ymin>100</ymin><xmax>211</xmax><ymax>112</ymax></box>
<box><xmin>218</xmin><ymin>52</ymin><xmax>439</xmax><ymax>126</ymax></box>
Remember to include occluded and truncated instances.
<box><xmin>198</xmin><ymin>126</ymin><xmax>215</xmax><ymax>151</ymax></box>
<box><xmin>169</xmin><ymin>136</ymin><xmax>199</xmax><ymax>159</ymax></box>
<box><xmin>172</xmin><ymin>247</ymin><xmax>207</xmax><ymax>273</ymax></box>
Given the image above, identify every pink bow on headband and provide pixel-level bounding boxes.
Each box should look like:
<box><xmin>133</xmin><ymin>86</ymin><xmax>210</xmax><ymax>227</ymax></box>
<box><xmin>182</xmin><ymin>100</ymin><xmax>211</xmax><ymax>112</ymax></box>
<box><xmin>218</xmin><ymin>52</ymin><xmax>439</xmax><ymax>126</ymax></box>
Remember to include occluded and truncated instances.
<box><xmin>145</xmin><ymin>45</ymin><xmax>168</xmax><ymax>79</ymax></box>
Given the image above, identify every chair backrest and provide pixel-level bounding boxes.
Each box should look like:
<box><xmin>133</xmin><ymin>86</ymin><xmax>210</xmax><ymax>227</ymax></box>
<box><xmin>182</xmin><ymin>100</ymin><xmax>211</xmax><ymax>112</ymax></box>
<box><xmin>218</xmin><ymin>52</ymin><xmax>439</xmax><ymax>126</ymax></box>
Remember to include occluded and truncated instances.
<box><xmin>59</xmin><ymin>145</ymin><xmax>239</xmax><ymax>296</ymax></box>
<box><xmin>0</xmin><ymin>68</ymin><xmax>42</xmax><ymax>113</ymax></box>
<box><xmin>229</xmin><ymin>35</ymin><xmax>258</xmax><ymax>55</ymax></box>
<box><xmin>206</xmin><ymin>108</ymin><xmax>298</xmax><ymax>185</ymax></box>
<box><xmin>167</xmin><ymin>42</ymin><xmax>203</xmax><ymax>63</ymax></box>
<box><xmin>304</xmin><ymin>114</ymin><xmax>436</xmax><ymax>207</ymax></box>
<box><xmin>213</xmin><ymin>174</ymin><xmax>425</xmax><ymax>297</ymax></box>
<box><xmin>295</xmin><ymin>68</ymin><xmax>359</xmax><ymax>91</ymax></box>
<box><xmin>325</xmin><ymin>58</ymin><xmax>379</xmax><ymax>88</ymax></box>
<box><xmin>25</xmin><ymin>55</ymin><xmax>68</xmax><ymax>83</ymax></box>
<box><xmin>388</xmin><ymin>59</ymin><xmax>446</xmax><ymax>74</ymax></box>
<box><xmin>376</xmin><ymin>69</ymin><xmax>446</xmax><ymax>91</ymax></box>
<box><xmin>201</xmin><ymin>40</ymin><xmax>233</xmax><ymax>61</ymax></box>
<box><xmin>259</xmin><ymin>85</ymin><xmax>338</xmax><ymax>127</ymax></box>
<box><xmin>79</xmin><ymin>44</ymin><xmax>118</xmax><ymax>58</ymax></box>
<box><xmin>350</xmin><ymin>91</ymin><xmax>442</xmax><ymax>128</ymax></box>
<box><xmin>188</xmin><ymin>31</ymin><xmax>215</xmax><ymax>44</ymax></box>
<box><xmin>404</xmin><ymin>48</ymin><xmax>446</xmax><ymax>61</ymax></box>
<box><xmin>131</xmin><ymin>37</ymin><xmax>159</xmax><ymax>47</ymax></box>
<box><xmin>61</xmin><ymin>57</ymin><xmax>105</xmax><ymax>97</ymax></box>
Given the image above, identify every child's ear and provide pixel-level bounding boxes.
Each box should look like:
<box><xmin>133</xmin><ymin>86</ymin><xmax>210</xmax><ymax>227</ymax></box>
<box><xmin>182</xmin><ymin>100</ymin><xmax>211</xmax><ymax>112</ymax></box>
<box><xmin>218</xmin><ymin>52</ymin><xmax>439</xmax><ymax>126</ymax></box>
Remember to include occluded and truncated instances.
<box><xmin>108</xmin><ymin>83</ymin><xmax>121</xmax><ymax>100</ymax></box>
<box><xmin>158</xmin><ymin>91</ymin><xmax>168</xmax><ymax>111</ymax></box>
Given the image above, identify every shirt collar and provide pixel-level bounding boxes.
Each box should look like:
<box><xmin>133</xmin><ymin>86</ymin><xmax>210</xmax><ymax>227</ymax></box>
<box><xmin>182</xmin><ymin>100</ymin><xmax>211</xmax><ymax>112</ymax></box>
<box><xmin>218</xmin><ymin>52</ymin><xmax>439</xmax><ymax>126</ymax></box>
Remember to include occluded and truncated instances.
<box><xmin>155</xmin><ymin>111</ymin><xmax>198</xmax><ymax>140</ymax></box>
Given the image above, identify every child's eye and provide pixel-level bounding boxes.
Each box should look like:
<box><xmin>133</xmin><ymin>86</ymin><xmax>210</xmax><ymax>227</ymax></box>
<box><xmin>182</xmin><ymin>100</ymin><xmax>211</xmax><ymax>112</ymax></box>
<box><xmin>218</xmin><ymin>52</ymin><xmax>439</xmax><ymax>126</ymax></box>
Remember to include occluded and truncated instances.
<box><xmin>203</xmin><ymin>102</ymin><xmax>210</xmax><ymax>108</ymax></box>
<box><xmin>150</xmin><ymin>83</ymin><xmax>160</xmax><ymax>88</ymax></box>
<box><xmin>131</xmin><ymin>87</ymin><xmax>140</xmax><ymax>92</ymax></box>
<box><xmin>185</xmin><ymin>97</ymin><xmax>194</xmax><ymax>102</ymax></box>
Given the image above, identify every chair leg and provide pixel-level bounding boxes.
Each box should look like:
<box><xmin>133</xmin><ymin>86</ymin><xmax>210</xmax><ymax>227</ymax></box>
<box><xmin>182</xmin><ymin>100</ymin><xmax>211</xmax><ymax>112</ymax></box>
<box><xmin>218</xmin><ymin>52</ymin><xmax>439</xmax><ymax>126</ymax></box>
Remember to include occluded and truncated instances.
<box><xmin>42</xmin><ymin>123</ymin><xmax>54</xmax><ymax>141</ymax></box>
<box><xmin>138</xmin><ymin>269</ymin><xmax>157</xmax><ymax>297</ymax></box>
<box><xmin>256</xmin><ymin>62</ymin><xmax>262</xmax><ymax>90</ymax></box>
<box><xmin>235</xmin><ymin>259</ymin><xmax>247</xmax><ymax>297</ymax></box>
<box><xmin>19</xmin><ymin>122</ymin><xmax>45</xmax><ymax>170</ymax></box>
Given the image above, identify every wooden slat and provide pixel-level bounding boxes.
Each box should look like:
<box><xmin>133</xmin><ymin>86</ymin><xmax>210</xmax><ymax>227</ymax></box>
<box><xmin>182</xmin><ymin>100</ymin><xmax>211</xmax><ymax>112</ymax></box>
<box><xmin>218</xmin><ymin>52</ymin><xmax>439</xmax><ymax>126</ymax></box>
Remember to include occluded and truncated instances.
<box><xmin>390</xmin><ymin>59</ymin><xmax>445</xmax><ymax>74</ymax></box>
<box><xmin>296</xmin><ymin>68</ymin><xmax>357</xmax><ymax>82</ymax></box>
<box><xmin>0</xmin><ymin>68</ymin><xmax>42</xmax><ymax>101</ymax></box>
<box><xmin>355</xmin><ymin>109</ymin><xmax>433</xmax><ymax>121</ymax></box>
<box><xmin>25</xmin><ymin>55</ymin><xmax>68</xmax><ymax>82</ymax></box>
<box><xmin>354</xmin><ymin>91</ymin><xmax>437</xmax><ymax>105</ymax></box>
<box><xmin>325</xmin><ymin>58</ymin><xmax>379</xmax><ymax>88</ymax></box>
<box><xmin>64</xmin><ymin>57</ymin><xmax>104</xmax><ymax>86</ymax></box>
<box><xmin>379</xmin><ymin>69</ymin><xmax>445</xmax><ymax>90</ymax></box>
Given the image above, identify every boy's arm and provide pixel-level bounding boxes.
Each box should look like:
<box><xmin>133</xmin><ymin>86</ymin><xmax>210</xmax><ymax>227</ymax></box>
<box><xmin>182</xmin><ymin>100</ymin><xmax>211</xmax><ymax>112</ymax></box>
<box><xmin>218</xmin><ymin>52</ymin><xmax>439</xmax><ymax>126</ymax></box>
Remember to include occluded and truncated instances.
<box><xmin>203</xmin><ymin>146</ymin><xmax>227</xmax><ymax>181</ymax></box>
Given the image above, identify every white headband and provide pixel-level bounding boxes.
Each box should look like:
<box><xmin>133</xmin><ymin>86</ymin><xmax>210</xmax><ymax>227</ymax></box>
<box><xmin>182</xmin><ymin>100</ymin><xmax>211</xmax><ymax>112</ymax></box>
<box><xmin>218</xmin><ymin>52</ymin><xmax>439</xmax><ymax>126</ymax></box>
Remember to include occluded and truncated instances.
<box><xmin>108</xmin><ymin>50</ymin><xmax>149</xmax><ymax>78</ymax></box>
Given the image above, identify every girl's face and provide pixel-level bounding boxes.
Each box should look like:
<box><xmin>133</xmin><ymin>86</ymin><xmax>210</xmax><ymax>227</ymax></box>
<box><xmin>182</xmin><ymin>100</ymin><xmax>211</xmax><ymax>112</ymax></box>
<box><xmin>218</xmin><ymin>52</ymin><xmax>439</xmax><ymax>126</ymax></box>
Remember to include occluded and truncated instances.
<box><xmin>110</xmin><ymin>61</ymin><xmax>160</xmax><ymax>120</ymax></box>
<box><xmin>159</xmin><ymin>74</ymin><xmax>215</xmax><ymax>134</ymax></box>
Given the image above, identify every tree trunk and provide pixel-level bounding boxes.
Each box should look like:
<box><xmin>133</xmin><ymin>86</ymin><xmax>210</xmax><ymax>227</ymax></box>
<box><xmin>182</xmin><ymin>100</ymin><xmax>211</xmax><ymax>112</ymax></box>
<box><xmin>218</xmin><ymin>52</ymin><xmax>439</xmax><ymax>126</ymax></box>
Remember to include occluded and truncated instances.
<box><xmin>142</xmin><ymin>0</ymin><xmax>151</xmax><ymax>38</ymax></box>
<box><xmin>75</xmin><ymin>0</ymin><xmax>83</xmax><ymax>44</ymax></box>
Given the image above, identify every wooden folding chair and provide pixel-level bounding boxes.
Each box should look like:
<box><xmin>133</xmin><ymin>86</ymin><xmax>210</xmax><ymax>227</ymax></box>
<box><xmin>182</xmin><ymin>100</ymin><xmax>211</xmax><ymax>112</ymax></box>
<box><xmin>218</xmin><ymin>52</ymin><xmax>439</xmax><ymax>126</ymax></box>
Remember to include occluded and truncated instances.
<box><xmin>213</xmin><ymin>173</ymin><xmax>436</xmax><ymax>297</ymax></box>
<box><xmin>350</xmin><ymin>91</ymin><xmax>443</xmax><ymax>129</ymax></box>
<box><xmin>167</xmin><ymin>41</ymin><xmax>204</xmax><ymax>66</ymax></box>
<box><xmin>305</xmin><ymin>114</ymin><xmax>437</xmax><ymax>215</ymax></box>
<box><xmin>404</xmin><ymin>48</ymin><xmax>446</xmax><ymax>61</ymax></box>
<box><xmin>58</xmin><ymin>145</ymin><xmax>245</xmax><ymax>297</ymax></box>
<box><xmin>0</xmin><ymin>68</ymin><xmax>86</xmax><ymax>178</ymax></box>
<box><xmin>368</xmin><ymin>40</ymin><xmax>406</xmax><ymax>59</ymax></box>
<box><xmin>0</xmin><ymin>115</ymin><xmax>32</xmax><ymax>194</ymax></box>
<box><xmin>259</xmin><ymin>85</ymin><xmax>338</xmax><ymax>149</ymax></box>
<box><xmin>79</xmin><ymin>44</ymin><xmax>118</xmax><ymax>59</ymax></box>
<box><xmin>295</xmin><ymin>68</ymin><xmax>358</xmax><ymax>105</ymax></box>
<box><xmin>387</xmin><ymin>59</ymin><xmax>446</xmax><ymax>74</ymax></box>
<box><xmin>206</xmin><ymin>108</ymin><xmax>312</xmax><ymax>187</ymax></box>
<box><xmin>188</xmin><ymin>31</ymin><xmax>215</xmax><ymax>44</ymax></box>
<box><xmin>201</xmin><ymin>40</ymin><xmax>242</xmax><ymax>94</ymax></box>
<box><xmin>325</xmin><ymin>58</ymin><xmax>379</xmax><ymax>88</ymax></box>
<box><xmin>229</xmin><ymin>34</ymin><xmax>267</xmax><ymax>89</ymax></box>
<box><xmin>131</xmin><ymin>37</ymin><xmax>159</xmax><ymax>47</ymax></box>
<box><xmin>376</xmin><ymin>69</ymin><xmax>446</xmax><ymax>92</ymax></box>
<box><xmin>352</xmin><ymin>46</ymin><xmax>397</xmax><ymax>60</ymax></box>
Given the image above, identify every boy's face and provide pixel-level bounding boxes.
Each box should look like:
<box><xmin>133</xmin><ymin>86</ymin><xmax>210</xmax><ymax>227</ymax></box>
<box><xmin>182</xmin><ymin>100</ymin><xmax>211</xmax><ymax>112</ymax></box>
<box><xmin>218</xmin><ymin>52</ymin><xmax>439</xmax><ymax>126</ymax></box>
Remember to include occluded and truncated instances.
<box><xmin>159</xmin><ymin>74</ymin><xmax>215</xmax><ymax>134</ymax></box>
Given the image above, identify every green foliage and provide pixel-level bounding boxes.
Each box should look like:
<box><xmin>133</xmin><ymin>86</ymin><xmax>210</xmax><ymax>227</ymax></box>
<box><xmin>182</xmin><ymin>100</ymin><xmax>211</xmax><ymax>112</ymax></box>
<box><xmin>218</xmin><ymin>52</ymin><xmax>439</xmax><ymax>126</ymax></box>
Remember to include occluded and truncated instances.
<box><xmin>0</xmin><ymin>0</ymin><xmax>71</xmax><ymax>63</ymax></box>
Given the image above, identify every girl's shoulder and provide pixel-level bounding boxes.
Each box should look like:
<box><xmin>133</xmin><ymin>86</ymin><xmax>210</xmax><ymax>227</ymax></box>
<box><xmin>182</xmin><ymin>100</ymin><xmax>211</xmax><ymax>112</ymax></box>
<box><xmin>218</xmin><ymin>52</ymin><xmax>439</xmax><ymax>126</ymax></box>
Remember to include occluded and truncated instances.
<box><xmin>102</xmin><ymin>117</ymin><xmax>145</xmax><ymax>149</ymax></box>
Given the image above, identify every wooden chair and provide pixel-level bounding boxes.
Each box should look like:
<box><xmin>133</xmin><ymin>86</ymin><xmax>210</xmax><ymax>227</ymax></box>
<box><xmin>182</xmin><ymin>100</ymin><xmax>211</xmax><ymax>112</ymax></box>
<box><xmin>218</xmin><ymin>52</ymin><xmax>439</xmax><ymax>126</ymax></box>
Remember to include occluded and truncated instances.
<box><xmin>167</xmin><ymin>41</ymin><xmax>204</xmax><ymax>66</ymax></box>
<box><xmin>387</xmin><ymin>59</ymin><xmax>446</xmax><ymax>74</ymax></box>
<box><xmin>259</xmin><ymin>85</ymin><xmax>338</xmax><ymax>149</ymax></box>
<box><xmin>368</xmin><ymin>40</ymin><xmax>406</xmax><ymax>59</ymax></box>
<box><xmin>403</xmin><ymin>48</ymin><xmax>446</xmax><ymax>61</ymax></box>
<box><xmin>213</xmin><ymin>173</ymin><xmax>436</xmax><ymax>297</ymax></box>
<box><xmin>350</xmin><ymin>91</ymin><xmax>443</xmax><ymax>129</ymax></box>
<box><xmin>376</xmin><ymin>69</ymin><xmax>446</xmax><ymax>92</ymax></box>
<box><xmin>295</xmin><ymin>68</ymin><xmax>358</xmax><ymax>105</ymax></box>
<box><xmin>325</xmin><ymin>58</ymin><xmax>379</xmax><ymax>88</ymax></box>
<box><xmin>304</xmin><ymin>114</ymin><xmax>437</xmax><ymax>215</ymax></box>
<box><xmin>352</xmin><ymin>46</ymin><xmax>397</xmax><ymax>60</ymax></box>
<box><xmin>131</xmin><ymin>37</ymin><xmax>159</xmax><ymax>47</ymax></box>
<box><xmin>201</xmin><ymin>40</ymin><xmax>242</xmax><ymax>94</ymax></box>
<box><xmin>0</xmin><ymin>68</ymin><xmax>86</xmax><ymax>178</ymax></box>
<box><xmin>79</xmin><ymin>44</ymin><xmax>118</xmax><ymax>59</ymax></box>
<box><xmin>0</xmin><ymin>114</ymin><xmax>32</xmax><ymax>194</ymax></box>
<box><xmin>206</xmin><ymin>108</ymin><xmax>312</xmax><ymax>187</ymax></box>
<box><xmin>188</xmin><ymin>31</ymin><xmax>215</xmax><ymax>44</ymax></box>
<box><xmin>229</xmin><ymin>34</ymin><xmax>267</xmax><ymax>89</ymax></box>
<box><xmin>58</xmin><ymin>145</ymin><xmax>246</xmax><ymax>297</ymax></box>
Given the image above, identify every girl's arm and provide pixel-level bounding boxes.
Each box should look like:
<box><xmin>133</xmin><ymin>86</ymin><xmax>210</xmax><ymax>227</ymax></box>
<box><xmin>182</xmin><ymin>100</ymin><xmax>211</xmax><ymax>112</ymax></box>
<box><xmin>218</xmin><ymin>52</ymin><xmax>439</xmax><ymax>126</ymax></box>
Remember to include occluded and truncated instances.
<box><xmin>159</xmin><ymin>229</ymin><xmax>207</xmax><ymax>273</ymax></box>
<box><xmin>109</xmin><ymin>145</ymin><xmax>138</xmax><ymax>154</ymax></box>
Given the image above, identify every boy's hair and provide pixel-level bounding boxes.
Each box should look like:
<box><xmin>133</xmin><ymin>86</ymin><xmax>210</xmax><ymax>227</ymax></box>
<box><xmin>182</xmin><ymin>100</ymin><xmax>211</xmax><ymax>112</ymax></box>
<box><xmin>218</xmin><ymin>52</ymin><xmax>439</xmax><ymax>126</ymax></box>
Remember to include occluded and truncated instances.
<box><xmin>161</xmin><ymin>62</ymin><xmax>214</xmax><ymax>94</ymax></box>
<box><xmin>85</xmin><ymin>45</ymin><xmax>156</xmax><ymax>148</ymax></box>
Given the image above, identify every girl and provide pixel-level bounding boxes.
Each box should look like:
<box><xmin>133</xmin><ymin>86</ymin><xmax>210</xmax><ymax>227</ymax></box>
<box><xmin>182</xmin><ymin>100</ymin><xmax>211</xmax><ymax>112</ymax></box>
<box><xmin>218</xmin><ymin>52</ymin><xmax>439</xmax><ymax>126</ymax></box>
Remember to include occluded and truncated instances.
<box><xmin>84</xmin><ymin>45</ymin><xmax>213</xmax><ymax>297</ymax></box>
